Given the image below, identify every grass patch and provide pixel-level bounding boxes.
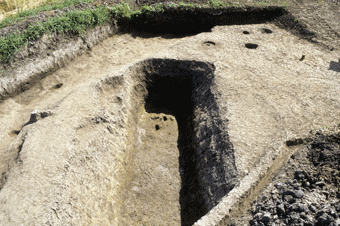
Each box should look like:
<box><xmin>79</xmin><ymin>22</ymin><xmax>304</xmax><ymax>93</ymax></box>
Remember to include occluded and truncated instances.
<box><xmin>0</xmin><ymin>6</ymin><xmax>109</xmax><ymax>63</ymax></box>
<box><xmin>0</xmin><ymin>0</ymin><xmax>96</xmax><ymax>29</ymax></box>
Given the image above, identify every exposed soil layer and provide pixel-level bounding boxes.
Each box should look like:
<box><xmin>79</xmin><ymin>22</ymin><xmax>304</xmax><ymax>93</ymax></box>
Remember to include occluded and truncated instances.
<box><xmin>233</xmin><ymin>128</ymin><xmax>340</xmax><ymax>226</ymax></box>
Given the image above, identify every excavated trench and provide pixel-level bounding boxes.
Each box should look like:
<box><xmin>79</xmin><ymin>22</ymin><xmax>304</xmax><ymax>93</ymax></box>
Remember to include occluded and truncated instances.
<box><xmin>120</xmin><ymin>59</ymin><xmax>238</xmax><ymax>225</ymax></box>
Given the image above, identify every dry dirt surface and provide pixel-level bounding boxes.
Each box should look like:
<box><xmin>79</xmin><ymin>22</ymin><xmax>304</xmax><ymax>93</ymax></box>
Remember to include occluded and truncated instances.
<box><xmin>0</xmin><ymin>0</ymin><xmax>340</xmax><ymax>226</ymax></box>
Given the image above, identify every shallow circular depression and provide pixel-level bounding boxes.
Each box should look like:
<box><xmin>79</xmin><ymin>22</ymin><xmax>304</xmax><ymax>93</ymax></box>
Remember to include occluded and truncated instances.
<box><xmin>260</xmin><ymin>28</ymin><xmax>273</xmax><ymax>34</ymax></box>
<box><xmin>203</xmin><ymin>41</ymin><xmax>216</xmax><ymax>46</ymax></box>
<box><xmin>245</xmin><ymin>43</ymin><xmax>259</xmax><ymax>49</ymax></box>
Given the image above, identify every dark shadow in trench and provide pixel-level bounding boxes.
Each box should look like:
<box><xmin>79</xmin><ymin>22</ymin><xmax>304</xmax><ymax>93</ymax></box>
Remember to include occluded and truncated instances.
<box><xmin>143</xmin><ymin>66</ymin><xmax>208</xmax><ymax>225</ymax></box>
<box><xmin>117</xmin><ymin>6</ymin><xmax>315</xmax><ymax>42</ymax></box>
<box><xmin>118</xmin><ymin>7</ymin><xmax>287</xmax><ymax>36</ymax></box>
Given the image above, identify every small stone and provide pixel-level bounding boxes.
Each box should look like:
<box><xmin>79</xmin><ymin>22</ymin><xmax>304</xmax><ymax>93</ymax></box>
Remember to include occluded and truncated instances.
<box><xmin>284</xmin><ymin>195</ymin><xmax>296</xmax><ymax>204</ymax></box>
<box><xmin>295</xmin><ymin>170</ymin><xmax>305</xmax><ymax>180</ymax></box>
<box><xmin>294</xmin><ymin>184</ymin><xmax>302</xmax><ymax>190</ymax></box>
<box><xmin>300</xmin><ymin>213</ymin><xmax>307</xmax><ymax>219</ymax></box>
<box><xmin>272</xmin><ymin>194</ymin><xmax>280</xmax><ymax>201</ymax></box>
<box><xmin>289</xmin><ymin>203</ymin><xmax>308</xmax><ymax>213</ymax></box>
<box><xmin>257</xmin><ymin>202</ymin><xmax>263</xmax><ymax>208</ymax></box>
<box><xmin>255</xmin><ymin>203</ymin><xmax>263</xmax><ymax>213</ymax></box>
<box><xmin>305</xmin><ymin>214</ymin><xmax>314</xmax><ymax>222</ymax></box>
<box><xmin>331</xmin><ymin>218</ymin><xmax>340</xmax><ymax>226</ymax></box>
<box><xmin>317</xmin><ymin>213</ymin><xmax>334</xmax><ymax>225</ymax></box>
<box><xmin>316</xmin><ymin>181</ymin><xmax>326</xmax><ymax>188</ymax></box>
<box><xmin>266</xmin><ymin>205</ymin><xmax>275</xmax><ymax>213</ymax></box>
<box><xmin>323</xmin><ymin>191</ymin><xmax>330</xmax><ymax>198</ymax></box>
<box><xmin>297</xmin><ymin>203</ymin><xmax>308</xmax><ymax>212</ymax></box>
<box><xmin>271</xmin><ymin>189</ymin><xmax>279</xmax><ymax>194</ymax></box>
<box><xmin>249</xmin><ymin>219</ymin><xmax>259</xmax><ymax>226</ymax></box>
<box><xmin>260</xmin><ymin>212</ymin><xmax>271</xmax><ymax>223</ymax></box>
<box><xmin>329</xmin><ymin>209</ymin><xmax>338</xmax><ymax>218</ymax></box>
<box><xmin>289</xmin><ymin>212</ymin><xmax>301</xmax><ymax>223</ymax></box>
<box><xmin>277</xmin><ymin>203</ymin><xmax>285</xmax><ymax>214</ymax></box>
<box><xmin>254</xmin><ymin>213</ymin><xmax>263</xmax><ymax>219</ymax></box>
<box><xmin>275</xmin><ymin>182</ymin><xmax>284</xmax><ymax>190</ymax></box>
<box><xmin>283</xmin><ymin>189</ymin><xmax>295</xmax><ymax>196</ymax></box>
<box><xmin>309</xmin><ymin>205</ymin><xmax>317</xmax><ymax>213</ymax></box>
<box><xmin>262</xmin><ymin>195</ymin><xmax>268</xmax><ymax>201</ymax></box>
<box><xmin>283</xmin><ymin>218</ymin><xmax>289</xmax><ymax>224</ymax></box>
<box><xmin>294</xmin><ymin>190</ymin><xmax>305</xmax><ymax>198</ymax></box>
<box><xmin>323</xmin><ymin>204</ymin><xmax>332</xmax><ymax>212</ymax></box>
<box><xmin>336</xmin><ymin>204</ymin><xmax>340</xmax><ymax>212</ymax></box>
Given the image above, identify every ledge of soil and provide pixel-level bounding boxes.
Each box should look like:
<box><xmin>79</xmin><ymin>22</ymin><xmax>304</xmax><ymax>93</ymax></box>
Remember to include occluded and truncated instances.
<box><xmin>0</xmin><ymin>22</ymin><xmax>118</xmax><ymax>102</ymax></box>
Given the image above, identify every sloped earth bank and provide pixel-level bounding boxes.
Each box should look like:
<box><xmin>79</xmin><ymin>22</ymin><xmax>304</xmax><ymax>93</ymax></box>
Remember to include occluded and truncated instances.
<box><xmin>1</xmin><ymin>1</ymin><xmax>340</xmax><ymax>226</ymax></box>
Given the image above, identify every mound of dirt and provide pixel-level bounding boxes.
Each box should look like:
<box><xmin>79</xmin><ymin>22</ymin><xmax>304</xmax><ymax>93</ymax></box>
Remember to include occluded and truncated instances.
<box><xmin>233</xmin><ymin>129</ymin><xmax>340</xmax><ymax>226</ymax></box>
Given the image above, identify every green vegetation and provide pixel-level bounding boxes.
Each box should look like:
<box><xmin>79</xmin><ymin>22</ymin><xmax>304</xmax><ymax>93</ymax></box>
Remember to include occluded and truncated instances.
<box><xmin>0</xmin><ymin>6</ymin><xmax>109</xmax><ymax>63</ymax></box>
<box><xmin>0</xmin><ymin>0</ymin><xmax>95</xmax><ymax>29</ymax></box>
<box><xmin>209</xmin><ymin>0</ymin><xmax>227</xmax><ymax>8</ymax></box>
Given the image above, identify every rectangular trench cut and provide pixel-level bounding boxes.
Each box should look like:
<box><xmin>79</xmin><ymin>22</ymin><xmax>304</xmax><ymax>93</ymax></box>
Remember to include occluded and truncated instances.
<box><xmin>121</xmin><ymin>59</ymin><xmax>238</xmax><ymax>225</ymax></box>
<box><xmin>143</xmin><ymin>65</ymin><xmax>206</xmax><ymax>226</ymax></box>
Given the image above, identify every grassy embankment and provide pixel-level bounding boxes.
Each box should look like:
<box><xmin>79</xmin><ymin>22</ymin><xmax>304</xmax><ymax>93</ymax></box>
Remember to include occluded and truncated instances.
<box><xmin>0</xmin><ymin>0</ymin><xmax>289</xmax><ymax>65</ymax></box>
<box><xmin>0</xmin><ymin>0</ymin><xmax>97</xmax><ymax>28</ymax></box>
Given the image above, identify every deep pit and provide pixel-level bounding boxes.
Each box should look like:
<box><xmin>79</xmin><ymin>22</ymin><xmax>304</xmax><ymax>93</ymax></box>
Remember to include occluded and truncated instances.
<box><xmin>120</xmin><ymin>59</ymin><xmax>238</xmax><ymax>225</ymax></box>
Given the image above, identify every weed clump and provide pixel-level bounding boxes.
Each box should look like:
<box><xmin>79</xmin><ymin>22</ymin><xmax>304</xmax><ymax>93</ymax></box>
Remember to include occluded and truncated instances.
<box><xmin>0</xmin><ymin>7</ymin><xmax>109</xmax><ymax>63</ymax></box>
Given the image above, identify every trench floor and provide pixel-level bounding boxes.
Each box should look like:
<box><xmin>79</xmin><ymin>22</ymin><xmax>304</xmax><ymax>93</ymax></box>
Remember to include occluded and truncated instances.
<box><xmin>122</xmin><ymin>111</ymin><xmax>181</xmax><ymax>225</ymax></box>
